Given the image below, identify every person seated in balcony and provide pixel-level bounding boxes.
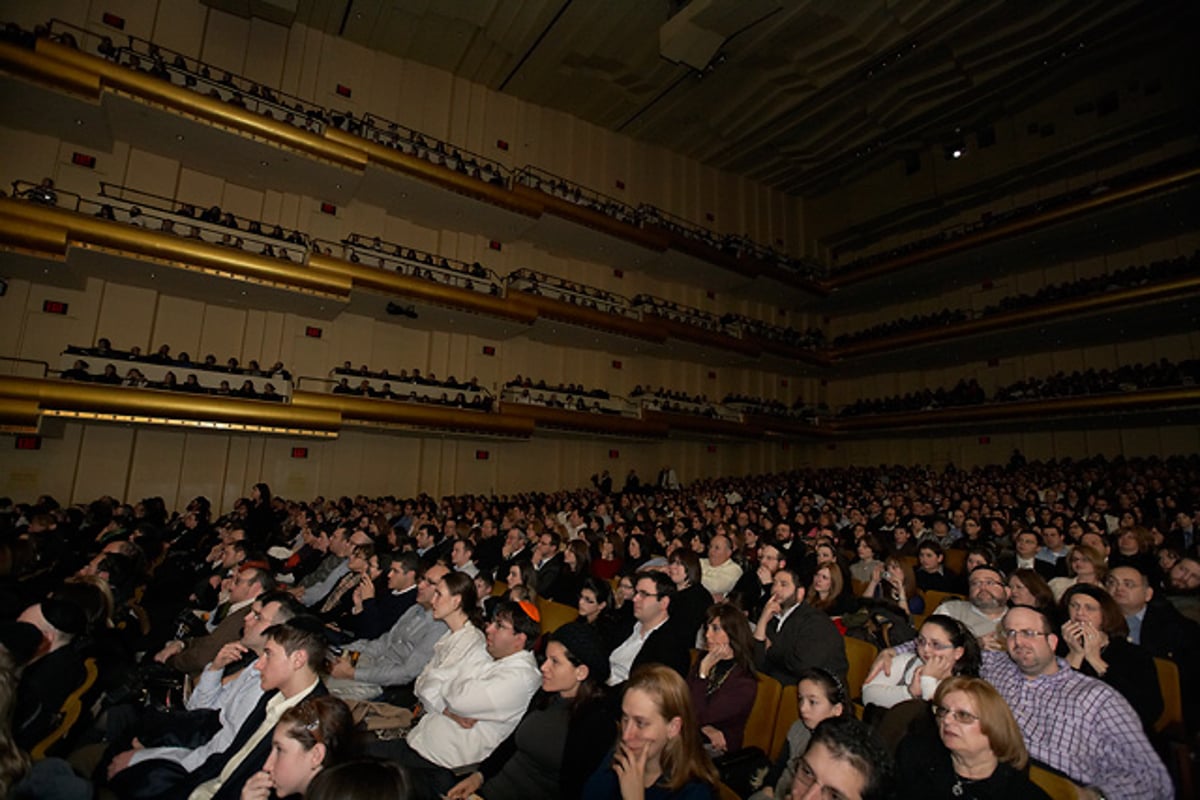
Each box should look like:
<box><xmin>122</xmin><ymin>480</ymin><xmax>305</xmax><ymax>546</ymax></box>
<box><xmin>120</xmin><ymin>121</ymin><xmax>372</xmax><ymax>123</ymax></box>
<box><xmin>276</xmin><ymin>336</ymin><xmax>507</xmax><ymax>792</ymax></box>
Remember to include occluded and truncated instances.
<box><xmin>216</xmin><ymin>380</ymin><xmax>231</xmax><ymax>396</ymax></box>
<box><xmin>127</xmin><ymin>206</ymin><xmax>149</xmax><ymax>228</ymax></box>
<box><xmin>62</xmin><ymin>360</ymin><xmax>91</xmax><ymax>381</ymax></box>
<box><xmin>95</xmin><ymin>204</ymin><xmax>116</xmax><ymax>220</ymax></box>
<box><xmin>354</xmin><ymin>380</ymin><xmax>371</xmax><ymax>396</ymax></box>
<box><xmin>159</xmin><ymin>372</ymin><xmax>179</xmax><ymax>391</ymax></box>
<box><xmin>124</xmin><ymin>368</ymin><xmax>147</xmax><ymax>388</ymax></box>
<box><xmin>332</xmin><ymin>378</ymin><xmax>354</xmax><ymax>395</ymax></box>
<box><xmin>200</xmin><ymin>205</ymin><xmax>221</xmax><ymax>223</ymax></box>
<box><xmin>234</xmin><ymin>380</ymin><xmax>258</xmax><ymax>399</ymax></box>
<box><xmin>226</xmin><ymin>357</ymin><xmax>240</xmax><ymax>373</ymax></box>
<box><xmin>96</xmin><ymin>364</ymin><xmax>122</xmax><ymax>385</ymax></box>
<box><xmin>203</xmin><ymin>354</ymin><xmax>219</xmax><ymax>369</ymax></box>
<box><xmin>260</xmin><ymin>383</ymin><xmax>282</xmax><ymax>402</ymax></box>
<box><xmin>149</xmin><ymin>344</ymin><xmax>172</xmax><ymax>364</ymax></box>
<box><xmin>180</xmin><ymin>374</ymin><xmax>203</xmax><ymax>393</ymax></box>
<box><xmin>22</xmin><ymin>177</ymin><xmax>57</xmax><ymax>205</ymax></box>
<box><xmin>370</xmin><ymin>383</ymin><xmax>395</xmax><ymax>400</ymax></box>
<box><xmin>177</xmin><ymin>203</ymin><xmax>196</xmax><ymax>218</ymax></box>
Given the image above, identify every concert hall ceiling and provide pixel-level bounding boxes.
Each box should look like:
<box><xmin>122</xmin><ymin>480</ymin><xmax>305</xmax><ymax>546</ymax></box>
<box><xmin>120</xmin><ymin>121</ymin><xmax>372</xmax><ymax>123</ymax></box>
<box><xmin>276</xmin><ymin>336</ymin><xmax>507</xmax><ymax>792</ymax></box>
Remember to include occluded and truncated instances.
<box><xmin>208</xmin><ymin>0</ymin><xmax>1192</xmax><ymax>195</ymax></box>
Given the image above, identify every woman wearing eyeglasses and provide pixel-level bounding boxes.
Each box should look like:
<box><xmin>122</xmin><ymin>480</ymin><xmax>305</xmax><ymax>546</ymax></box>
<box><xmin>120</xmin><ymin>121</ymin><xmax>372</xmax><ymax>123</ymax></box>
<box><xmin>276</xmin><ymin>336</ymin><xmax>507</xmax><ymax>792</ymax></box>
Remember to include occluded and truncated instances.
<box><xmin>894</xmin><ymin>677</ymin><xmax>1050</xmax><ymax>799</ymax></box>
<box><xmin>862</xmin><ymin>615</ymin><xmax>980</xmax><ymax>710</ymax></box>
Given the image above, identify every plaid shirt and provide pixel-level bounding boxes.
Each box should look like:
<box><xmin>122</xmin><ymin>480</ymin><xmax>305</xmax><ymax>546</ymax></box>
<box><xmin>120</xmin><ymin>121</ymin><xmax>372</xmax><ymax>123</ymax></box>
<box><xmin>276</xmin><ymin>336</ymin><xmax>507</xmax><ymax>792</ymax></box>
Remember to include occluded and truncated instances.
<box><xmin>980</xmin><ymin>651</ymin><xmax>1172</xmax><ymax>799</ymax></box>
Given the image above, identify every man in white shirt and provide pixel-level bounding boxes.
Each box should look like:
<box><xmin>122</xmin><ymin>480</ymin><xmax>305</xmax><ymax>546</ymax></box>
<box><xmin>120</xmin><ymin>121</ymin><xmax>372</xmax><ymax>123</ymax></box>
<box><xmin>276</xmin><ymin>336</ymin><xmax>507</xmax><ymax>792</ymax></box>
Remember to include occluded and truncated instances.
<box><xmin>449</xmin><ymin>537</ymin><xmax>479</xmax><ymax>578</ymax></box>
<box><xmin>608</xmin><ymin>571</ymin><xmax>689</xmax><ymax>684</ymax></box>
<box><xmin>373</xmin><ymin>600</ymin><xmax>542</xmax><ymax>800</ymax></box>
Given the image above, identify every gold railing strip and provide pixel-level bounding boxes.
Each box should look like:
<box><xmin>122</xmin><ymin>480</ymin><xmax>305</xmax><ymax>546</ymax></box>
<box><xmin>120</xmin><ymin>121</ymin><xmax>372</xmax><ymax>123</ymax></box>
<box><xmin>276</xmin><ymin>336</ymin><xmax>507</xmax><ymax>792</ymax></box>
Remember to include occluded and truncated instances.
<box><xmin>0</xmin><ymin>376</ymin><xmax>342</xmax><ymax>432</ymax></box>
<box><xmin>34</xmin><ymin>39</ymin><xmax>367</xmax><ymax>171</ymax></box>
<box><xmin>0</xmin><ymin>199</ymin><xmax>352</xmax><ymax>297</ymax></box>
<box><xmin>308</xmin><ymin>253</ymin><xmax>536</xmax><ymax>322</ymax></box>
<box><xmin>0</xmin><ymin>214</ymin><xmax>69</xmax><ymax>256</ymax></box>
<box><xmin>0</xmin><ymin>40</ymin><xmax>101</xmax><ymax>97</ymax></box>
<box><xmin>517</xmin><ymin>294</ymin><xmax>667</xmax><ymax>342</ymax></box>
<box><xmin>325</xmin><ymin>128</ymin><xmax>542</xmax><ymax>218</ymax></box>
<box><xmin>292</xmin><ymin>391</ymin><xmax>534</xmax><ymax>436</ymax></box>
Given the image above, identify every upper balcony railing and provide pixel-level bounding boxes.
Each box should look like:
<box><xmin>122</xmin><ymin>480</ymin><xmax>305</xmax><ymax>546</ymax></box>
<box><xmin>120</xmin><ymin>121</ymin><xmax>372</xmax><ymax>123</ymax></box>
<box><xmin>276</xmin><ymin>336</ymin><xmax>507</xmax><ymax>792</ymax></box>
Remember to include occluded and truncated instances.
<box><xmin>357</xmin><ymin>112</ymin><xmax>509</xmax><ymax>189</ymax></box>
<box><xmin>514</xmin><ymin>166</ymin><xmax>641</xmax><ymax>227</ymax></box>
<box><xmin>322</xmin><ymin>235</ymin><xmax>503</xmax><ymax>296</ymax></box>
<box><xmin>506</xmin><ymin>268</ymin><xmax>640</xmax><ymax>319</ymax></box>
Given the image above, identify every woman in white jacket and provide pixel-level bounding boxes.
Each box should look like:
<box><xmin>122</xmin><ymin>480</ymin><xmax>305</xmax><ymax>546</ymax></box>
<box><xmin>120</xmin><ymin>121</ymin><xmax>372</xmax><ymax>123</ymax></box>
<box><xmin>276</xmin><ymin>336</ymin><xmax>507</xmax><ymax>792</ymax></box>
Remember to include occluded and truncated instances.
<box><xmin>862</xmin><ymin>615</ymin><xmax>980</xmax><ymax>708</ymax></box>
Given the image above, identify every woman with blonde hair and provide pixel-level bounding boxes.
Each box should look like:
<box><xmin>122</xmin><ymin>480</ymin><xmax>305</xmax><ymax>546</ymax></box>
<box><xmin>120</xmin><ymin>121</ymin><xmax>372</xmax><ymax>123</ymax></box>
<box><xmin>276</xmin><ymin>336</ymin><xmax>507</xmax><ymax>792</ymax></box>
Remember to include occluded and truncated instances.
<box><xmin>895</xmin><ymin>676</ymin><xmax>1049</xmax><ymax>798</ymax></box>
<box><xmin>583</xmin><ymin>664</ymin><xmax>718</xmax><ymax>799</ymax></box>
<box><xmin>1048</xmin><ymin>544</ymin><xmax>1107</xmax><ymax>600</ymax></box>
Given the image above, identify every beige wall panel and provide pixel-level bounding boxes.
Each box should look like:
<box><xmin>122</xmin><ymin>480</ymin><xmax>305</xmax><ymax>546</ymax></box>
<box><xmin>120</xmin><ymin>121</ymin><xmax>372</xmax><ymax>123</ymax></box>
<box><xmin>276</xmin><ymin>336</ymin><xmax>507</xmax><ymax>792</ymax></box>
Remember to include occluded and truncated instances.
<box><xmin>18</xmin><ymin>279</ymin><xmax>100</xmax><ymax>363</ymax></box>
<box><xmin>416</xmin><ymin>436</ymin><xmax>445</xmax><ymax>496</ymax></box>
<box><xmin>452</xmin><ymin>439</ymin><xmax>495</xmax><ymax>495</ymax></box>
<box><xmin>1119</xmin><ymin>427</ymin><xmax>1164</xmax><ymax>458</ymax></box>
<box><xmin>198</xmin><ymin>304</ymin><xmax>246</xmax><ymax>365</ymax></box>
<box><xmin>95</xmin><ymin>282</ymin><xmax>157</xmax><ymax>352</ymax></box>
<box><xmin>175</xmin><ymin>431</ymin><xmax>231</xmax><ymax>509</ymax></box>
<box><xmin>0</xmin><ymin>279</ymin><xmax>32</xmax><ymax>364</ymax></box>
<box><xmin>1114</xmin><ymin>339</ymin><xmax>1156</xmax><ymax>367</ymax></box>
<box><xmin>241</xmin><ymin>309</ymin><xmax>266</xmax><ymax>365</ymax></box>
<box><xmin>55</xmin><ymin>139</ymin><xmax>126</xmax><ymax>200</ymax></box>
<box><xmin>127</xmin><ymin>427</ymin><xmax>186</xmax><ymax>503</ymax></box>
<box><xmin>123</xmin><ymin>148</ymin><xmax>180</xmax><ymax>201</ymax></box>
<box><xmin>0</xmin><ymin>421</ymin><xmax>82</xmax><ymax>501</ymax></box>
<box><xmin>177</xmin><ymin>167</ymin><xmax>227</xmax><ymax>211</ymax></box>
<box><xmin>150</xmin><ymin>294</ymin><xmax>204</xmax><ymax>356</ymax></box>
<box><xmin>284</xmin><ymin>316</ymin><xmax>330</xmax><ymax>383</ymax></box>
<box><xmin>220</xmin><ymin>433</ymin><xmax>249</xmax><ymax>512</ymax></box>
<box><xmin>151</xmin><ymin>0</ymin><xmax>207</xmax><ymax>58</ymax></box>
<box><xmin>221</xmin><ymin>182</ymin><xmax>264</xmax><ymax>221</ymax></box>
<box><xmin>243</xmin><ymin>16</ymin><xmax>288</xmax><ymax>89</ymax></box>
<box><xmin>73</xmin><ymin>424</ymin><xmax>135</xmax><ymax>501</ymax></box>
<box><xmin>1050</xmin><ymin>349</ymin><xmax>1085</xmax><ymax>374</ymax></box>
<box><xmin>7</xmin><ymin>2</ymin><xmax>86</xmax><ymax>31</ymax></box>
<box><xmin>0</xmin><ymin>128</ymin><xmax>61</xmax><ymax>192</ymax></box>
<box><xmin>200</xmin><ymin>9</ymin><xmax>249</xmax><ymax>75</ymax></box>
<box><xmin>1084</xmin><ymin>428</ymin><xmax>1121</xmax><ymax>458</ymax></box>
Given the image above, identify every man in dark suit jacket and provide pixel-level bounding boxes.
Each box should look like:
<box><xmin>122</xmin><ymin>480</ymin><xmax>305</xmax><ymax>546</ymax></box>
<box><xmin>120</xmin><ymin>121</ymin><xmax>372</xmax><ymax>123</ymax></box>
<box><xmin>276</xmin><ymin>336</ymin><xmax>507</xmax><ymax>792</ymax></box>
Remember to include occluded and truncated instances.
<box><xmin>112</xmin><ymin>617</ymin><xmax>328</xmax><ymax>800</ymax></box>
<box><xmin>531</xmin><ymin>530</ymin><xmax>564</xmax><ymax>597</ymax></box>
<box><xmin>607</xmin><ymin>571</ymin><xmax>691</xmax><ymax>685</ymax></box>
<box><xmin>753</xmin><ymin>565</ymin><xmax>848</xmax><ymax>685</ymax></box>
<box><xmin>1108</xmin><ymin>565</ymin><xmax>1200</xmax><ymax>731</ymax></box>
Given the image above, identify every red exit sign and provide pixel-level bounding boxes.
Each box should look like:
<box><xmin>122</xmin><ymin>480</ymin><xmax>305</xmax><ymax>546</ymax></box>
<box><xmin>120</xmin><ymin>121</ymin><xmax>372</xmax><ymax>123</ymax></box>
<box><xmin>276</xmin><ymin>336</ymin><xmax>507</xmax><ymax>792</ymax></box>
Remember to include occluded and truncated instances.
<box><xmin>43</xmin><ymin>300</ymin><xmax>69</xmax><ymax>315</ymax></box>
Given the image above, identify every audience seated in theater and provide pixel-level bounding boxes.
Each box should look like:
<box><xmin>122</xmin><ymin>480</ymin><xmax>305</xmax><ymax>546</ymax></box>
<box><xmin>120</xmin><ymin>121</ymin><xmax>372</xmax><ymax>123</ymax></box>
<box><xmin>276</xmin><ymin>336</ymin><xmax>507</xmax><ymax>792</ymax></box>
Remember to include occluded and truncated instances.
<box><xmin>753</xmin><ymin>565</ymin><xmax>848</xmax><ymax>685</ymax></box>
<box><xmin>443</xmin><ymin>621</ymin><xmax>614</xmax><ymax>800</ymax></box>
<box><xmin>325</xmin><ymin>561</ymin><xmax>448</xmax><ymax>702</ymax></box>
<box><xmin>368</xmin><ymin>598</ymin><xmax>541</xmax><ymax>800</ymax></box>
<box><xmin>871</xmin><ymin>604</ymin><xmax>1172</xmax><ymax>799</ymax></box>
<box><xmin>109</xmin><ymin>616</ymin><xmax>328</xmax><ymax>800</ymax></box>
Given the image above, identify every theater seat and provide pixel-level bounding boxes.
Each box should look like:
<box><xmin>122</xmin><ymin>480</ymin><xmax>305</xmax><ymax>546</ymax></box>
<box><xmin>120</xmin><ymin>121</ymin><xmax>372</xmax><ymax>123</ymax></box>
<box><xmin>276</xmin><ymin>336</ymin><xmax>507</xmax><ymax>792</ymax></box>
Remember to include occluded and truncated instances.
<box><xmin>1029</xmin><ymin>764</ymin><xmax>1084</xmax><ymax>800</ymax></box>
<box><xmin>535</xmin><ymin>597</ymin><xmax>577</xmax><ymax>633</ymax></box>
<box><xmin>742</xmin><ymin>672</ymin><xmax>782</xmax><ymax>754</ymax></box>
<box><xmin>843</xmin><ymin>636</ymin><xmax>878</xmax><ymax>707</ymax></box>
<box><xmin>30</xmin><ymin>656</ymin><xmax>99</xmax><ymax>760</ymax></box>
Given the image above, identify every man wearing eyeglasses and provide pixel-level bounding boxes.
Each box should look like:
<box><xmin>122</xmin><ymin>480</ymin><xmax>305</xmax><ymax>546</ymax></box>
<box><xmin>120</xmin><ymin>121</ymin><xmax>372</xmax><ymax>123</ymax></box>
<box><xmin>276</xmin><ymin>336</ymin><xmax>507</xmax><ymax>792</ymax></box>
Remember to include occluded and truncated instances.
<box><xmin>786</xmin><ymin>716</ymin><xmax>892</xmax><ymax>800</ymax></box>
<box><xmin>606</xmin><ymin>571</ymin><xmax>689</xmax><ymax>685</ymax></box>
<box><xmin>868</xmin><ymin>605</ymin><xmax>1171</xmax><ymax>799</ymax></box>
<box><xmin>926</xmin><ymin>565</ymin><xmax>1010</xmax><ymax>646</ymax></box>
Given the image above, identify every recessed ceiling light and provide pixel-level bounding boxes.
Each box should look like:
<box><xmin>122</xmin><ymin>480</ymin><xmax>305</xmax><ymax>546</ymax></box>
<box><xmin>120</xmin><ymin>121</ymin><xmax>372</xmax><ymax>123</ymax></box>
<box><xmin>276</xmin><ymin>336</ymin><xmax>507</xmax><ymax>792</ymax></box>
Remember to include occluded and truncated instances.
<box><xmin>74</xmin><ymin>119</ymin><xmax>84</xmax><ymax>126</ymax></box>
<box><xmin>260</xmin><ymin>160</ymin><xmax>270</xmax><ymax>166</ymax></box>
<box><xmin>176</xmin><ymin>134</ymin><xmax>185</xmax><ymax>141</ymax></box>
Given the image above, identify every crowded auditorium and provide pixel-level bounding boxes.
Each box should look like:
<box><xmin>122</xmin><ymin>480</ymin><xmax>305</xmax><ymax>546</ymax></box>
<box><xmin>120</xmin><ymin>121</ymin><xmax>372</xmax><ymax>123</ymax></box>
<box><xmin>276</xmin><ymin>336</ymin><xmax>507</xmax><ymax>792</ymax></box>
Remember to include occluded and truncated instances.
<box><xmin>0</xmin><ymin>1</ymin><xmax>1197</xmax><ymax>799</ymax></box>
